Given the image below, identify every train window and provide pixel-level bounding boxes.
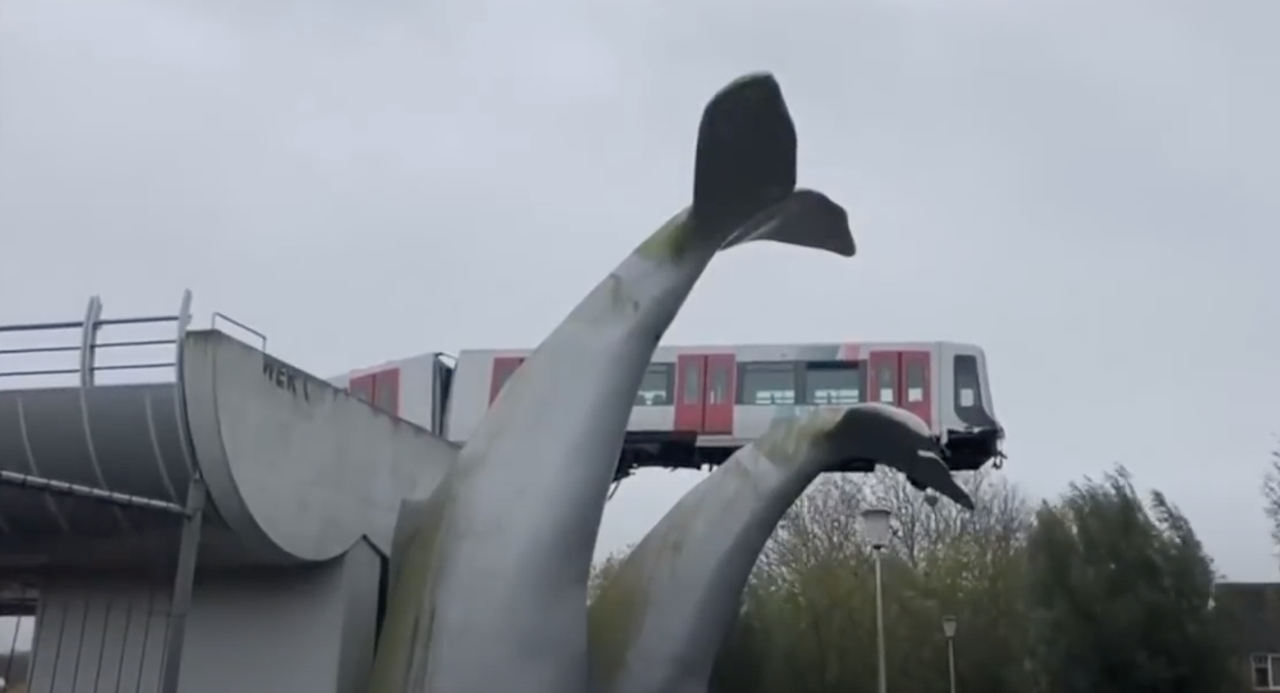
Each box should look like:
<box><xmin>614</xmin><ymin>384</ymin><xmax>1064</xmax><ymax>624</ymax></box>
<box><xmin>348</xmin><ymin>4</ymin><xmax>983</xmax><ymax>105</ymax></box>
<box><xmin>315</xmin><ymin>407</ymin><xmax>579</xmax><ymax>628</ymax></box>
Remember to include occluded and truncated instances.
<box><xmin>682</xmin><ymin>360</ymin><xmax>702</xmax><ymax>404</ymax></box>
<box><xmin>708</xmin><ymin>361</ymin><xmax>730</xmax><ymax>405</ymax></box>
<box><xmin>636</xmin><ymin>364</ymin><xmax>674</xmax><ymax>406</ymax></box>
<box><xmin>954</xmin><ymin>355</ymin><xmax>981</xmax><ymax>409</ymax></box>
<box><xmin>373</xmin><ymin>369</ymin><xmax>399</xmax><ymax>414</ymax></box>
<box><xmin>490</xmin><ymin>357</ymin><xmax>525</xmax><ymax>403</ymax></box>
<box><xmin>495</xmin><ymin>367</ymin><xmax>518</xmax><ymax>392</ymax></box>
<box><xmin>803</xmin><ymin>362</ymin><xmax>862</xmax><ymax>405</ymax></box>
<box><xmin>877</xmin><ymin>363</ymin><xmax>895</xmax><ymax>404</ymax></box>
<box><xmin>905</xmin><ymin>360</ymin><xmax>926</xmax><ymax>403</ymax></box>
<box><xmin>350</xmin><ymin>374</ymin><xmax>374</xmax><ymax>403</ymax></box>
<box><xmin>739</xmin><ymin>362</ymin><xmax>796</xmax><ymax>405</ymax></box>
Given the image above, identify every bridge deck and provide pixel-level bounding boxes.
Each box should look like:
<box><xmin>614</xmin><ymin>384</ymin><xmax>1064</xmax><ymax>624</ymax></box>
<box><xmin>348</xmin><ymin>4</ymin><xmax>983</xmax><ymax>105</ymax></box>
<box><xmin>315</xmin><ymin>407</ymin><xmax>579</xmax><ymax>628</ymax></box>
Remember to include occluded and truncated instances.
<box><xmin>0</xmin><ymin>294</ymin><xmax>458</xmax><ymax>569</ymax></box>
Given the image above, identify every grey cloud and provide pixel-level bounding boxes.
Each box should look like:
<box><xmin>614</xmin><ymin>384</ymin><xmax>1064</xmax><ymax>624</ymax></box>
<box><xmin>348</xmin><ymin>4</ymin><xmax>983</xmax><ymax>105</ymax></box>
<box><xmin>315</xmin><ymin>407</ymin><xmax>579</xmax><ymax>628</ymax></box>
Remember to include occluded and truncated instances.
<box><xmin>1</xmin><ymin>0</ymin><xmax>1277</xmax><ymax>578</ymax></box>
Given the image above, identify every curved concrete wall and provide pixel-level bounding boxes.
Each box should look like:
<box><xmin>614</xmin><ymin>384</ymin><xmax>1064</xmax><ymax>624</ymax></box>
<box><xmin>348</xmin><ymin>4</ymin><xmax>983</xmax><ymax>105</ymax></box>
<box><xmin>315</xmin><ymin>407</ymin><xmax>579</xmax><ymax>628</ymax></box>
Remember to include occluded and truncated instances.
<box><xmin>183</xmin><ymin>330</ymin><xmax>458</xmax><ymax>564</ymax></box>
<box><xmin>0</xmin><ymin>329</ymin><xmax>458</xmax><ymax>568</ymax></box>
<box><xmin>0</xmin><ymin>383</ymin><xmax>213</xmax><ymax>555</ymax></box>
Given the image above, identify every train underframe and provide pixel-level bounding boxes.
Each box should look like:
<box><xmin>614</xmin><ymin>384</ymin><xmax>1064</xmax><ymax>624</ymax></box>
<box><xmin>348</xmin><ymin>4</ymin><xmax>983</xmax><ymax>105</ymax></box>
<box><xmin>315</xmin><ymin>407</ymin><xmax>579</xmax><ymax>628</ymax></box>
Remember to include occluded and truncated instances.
<box><xmin>612</xmin><ymin>426</ymin><xmax>1004</xmax><ymax>482</ymax></box>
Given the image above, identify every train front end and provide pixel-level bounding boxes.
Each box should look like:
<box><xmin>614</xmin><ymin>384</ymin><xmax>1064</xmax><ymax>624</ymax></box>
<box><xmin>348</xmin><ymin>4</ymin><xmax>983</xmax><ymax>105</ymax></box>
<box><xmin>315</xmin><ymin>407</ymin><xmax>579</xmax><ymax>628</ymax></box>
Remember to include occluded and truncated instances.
<box><xmin>937</xmin><ymin>342</ymin><xmax>1005</xmax><ymax>471</ymax></box>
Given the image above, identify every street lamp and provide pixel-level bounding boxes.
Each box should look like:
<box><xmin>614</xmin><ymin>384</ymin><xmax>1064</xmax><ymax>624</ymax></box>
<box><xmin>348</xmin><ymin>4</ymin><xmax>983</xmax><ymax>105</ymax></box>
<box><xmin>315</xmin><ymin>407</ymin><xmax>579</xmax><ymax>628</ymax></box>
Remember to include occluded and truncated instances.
<box><xmin>941</xmin><ymin>615</ymin><xmax>958</xmax><ymax>693</ymax></box>
<box><xmin>861</xmin><ymin>507</ymin><xmax>892</xmax><ymax>693</ymax></box>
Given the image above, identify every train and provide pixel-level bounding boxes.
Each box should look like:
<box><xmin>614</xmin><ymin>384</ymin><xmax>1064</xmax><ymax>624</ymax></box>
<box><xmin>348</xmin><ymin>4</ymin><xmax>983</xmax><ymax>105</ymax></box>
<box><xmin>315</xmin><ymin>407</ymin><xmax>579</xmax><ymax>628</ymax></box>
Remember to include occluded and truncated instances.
<box><xmin>330</xmin><ymin>341</ymin><xmax>1004</xmax><ymax>479</ymax></box>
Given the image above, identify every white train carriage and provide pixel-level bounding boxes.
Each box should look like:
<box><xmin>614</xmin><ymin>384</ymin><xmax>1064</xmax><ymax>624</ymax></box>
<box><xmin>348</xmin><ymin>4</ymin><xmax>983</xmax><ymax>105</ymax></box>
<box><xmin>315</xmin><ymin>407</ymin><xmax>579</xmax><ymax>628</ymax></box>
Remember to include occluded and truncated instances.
<box><xmin>331</xmin><ymin>341</ymin><xmax>1003</xmax><ymax>479</ymax></box>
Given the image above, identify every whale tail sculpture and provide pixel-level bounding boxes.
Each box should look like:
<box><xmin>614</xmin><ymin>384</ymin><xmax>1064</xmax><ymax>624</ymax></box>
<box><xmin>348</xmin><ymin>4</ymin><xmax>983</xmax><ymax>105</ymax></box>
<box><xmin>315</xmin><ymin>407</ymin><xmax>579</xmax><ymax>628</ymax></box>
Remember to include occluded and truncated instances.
<box><xmin>366</xmin><ymin>72</ymin><xmax>855</xmax><ymax>693</ymax></box>
<box><xmin>856</xmin><ymin>402</ymin><xmax>974</xmax><ymax>510</ymax></box>
<box><xmin>589</xmin><ymin>404</ymin><xmax>971</xmax><ymax>693</ymax></box>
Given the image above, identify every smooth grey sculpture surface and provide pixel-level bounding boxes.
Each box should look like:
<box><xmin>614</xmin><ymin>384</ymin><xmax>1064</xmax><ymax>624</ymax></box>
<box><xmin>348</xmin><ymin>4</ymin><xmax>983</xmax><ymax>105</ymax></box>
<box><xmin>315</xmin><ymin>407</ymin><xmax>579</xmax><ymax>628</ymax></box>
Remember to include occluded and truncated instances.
<box><xmin>587</xmin><ymin>403</ymin><xmax>970</xmax><ymax>693</ymax></box>
<box><xmin>868</xmin><ymin>404</ymin><xmax>975</xmax><ymax>510</ymax></box>
<box><xmin>366</xmin><ymin>73</ymin><xmax>856</xmax><ymax>693</ymax></box>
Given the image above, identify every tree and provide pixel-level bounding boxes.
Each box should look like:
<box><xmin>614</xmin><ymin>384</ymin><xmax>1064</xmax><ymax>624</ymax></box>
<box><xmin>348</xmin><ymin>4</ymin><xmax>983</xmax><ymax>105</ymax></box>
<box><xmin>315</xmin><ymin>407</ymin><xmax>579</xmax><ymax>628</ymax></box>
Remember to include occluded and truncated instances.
<box><xmin>588</xmin><ymin>548</ymin><xmax>629</xmax><ymax>602</ymax></box>
<box><xmin>1260</xmin><ymin>447</ymin><xmax>1280</xmax><ymax>559</ymax></box>
<box><xmin>1025</xmin><ymin>466</ymin><xmax>1232</xmax><ymax>693</ymax></box>
<box><xmin>709</xmin><ymin>467</ymin><xmax>1035</xmax><ymax>693</ymax></box>
<box><xmin>592</xmin><ymin>464</ymin><xmax>1226</xmax><ymax>693</ymax></box>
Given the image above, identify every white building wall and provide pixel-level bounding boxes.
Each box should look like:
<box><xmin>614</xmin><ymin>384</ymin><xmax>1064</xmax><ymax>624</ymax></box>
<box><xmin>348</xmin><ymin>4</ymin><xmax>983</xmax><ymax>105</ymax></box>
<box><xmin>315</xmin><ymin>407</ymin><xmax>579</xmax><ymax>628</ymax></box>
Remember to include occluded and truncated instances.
<box><xmin>24</xmin><ymin>539</ymin><xmax>381</xmax><ymax>693</ymax></box>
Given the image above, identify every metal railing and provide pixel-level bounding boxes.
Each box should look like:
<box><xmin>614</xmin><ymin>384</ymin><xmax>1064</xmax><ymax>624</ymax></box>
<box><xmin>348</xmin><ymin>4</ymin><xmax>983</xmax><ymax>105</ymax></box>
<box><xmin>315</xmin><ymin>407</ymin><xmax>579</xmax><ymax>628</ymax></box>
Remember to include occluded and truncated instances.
<box><xmin>0</xmin><ymin>291</ymin><xmax>262</xmax><ymax>693</ymax></box>
<box><xmin>210</xmin><ymin>312</ymin><xmax>267</xmax><ymax>352</ymax></box>
<box><xmin>0</xmin><ymin>292</ymin><xmax>193</xmax><ymax>389</ymax></box>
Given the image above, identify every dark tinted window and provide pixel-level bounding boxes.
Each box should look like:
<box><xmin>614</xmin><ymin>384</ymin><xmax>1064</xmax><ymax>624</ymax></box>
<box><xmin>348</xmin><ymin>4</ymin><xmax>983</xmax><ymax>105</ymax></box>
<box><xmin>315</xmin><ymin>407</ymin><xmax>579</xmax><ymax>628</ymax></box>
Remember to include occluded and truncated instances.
<box><xmin>373</xmin><ymin>370</ymin><xmax>399</xmax><ymax>414</ymax></box>
<box><xmin>952</xmin><ymin>353</ymin><xmax>998</xmax><ymax>429</ymax></box>
<box><xmin>1253</xmin><ymin>655</ymin><xmax>1275</xmax><ymax>689</ymax></box>
<box><xmin>490</xmin><ymin>359</ymin><xmax>524</xmax><ymax>403</ymax></box>
<box><xmin>682</xmin><ymin>360</ymin><xmax>702</xmax><ymax>404</ymax></box>
<box><xmin>707</xmin><ymin>361</ymin><xmax>731</xmax><ymax>405</ymax></box>
<box><xmin>350</xmin><ymin>375</ymin><xmax>374</xmax><ymax>403</ymax></box>
<box><xmin>803</xmin><ymin>362</ymin><xmax>862</xmax><ymax>405</ymax></box>
<box><xmin>876</xmin><ymin>363</ymin><xmax>896</xmax><ymax>404</ymax></box>
<box><xmin>739</xmin><ymin>362</ymin><xmax>796</xmax><ymax>405</ymax></box>
<box><xmin>636</xmin><ymin>364</ymin><xmax>674</xmax><ymax>406</ymax></box>
<box><xmin>953</xmin><ymin>355</ymin><xmax>981</xmax><ymax>409</ymax></box>
<box><xmin>495</xmin><ymin>366</ymin><xmax>518</xmax><ymax>392</ymax></box>
<box><xmin>905</xmin><ymin>360</ymin><xmax>926</xmax><ymax>404</ymax></box>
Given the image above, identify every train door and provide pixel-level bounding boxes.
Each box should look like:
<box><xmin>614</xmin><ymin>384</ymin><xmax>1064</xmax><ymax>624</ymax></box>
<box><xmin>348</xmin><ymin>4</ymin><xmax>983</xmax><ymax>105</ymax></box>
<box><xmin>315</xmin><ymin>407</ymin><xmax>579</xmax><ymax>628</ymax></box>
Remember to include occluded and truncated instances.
<box><xmin>867</xmin><ymin>349</ymin><xmax>933</xmax><ymax>427</ymax></box>
<box><xmin>674</xmin><ymin>353</ymin><xmax>736</xmax><ymax>434</ymax></box>
<box><xmin>703</xmin><ymin>353</ymin><xmax>736</xmax><ymax>434</ymax></box>
<box><xmin>674</xmin><ymin>355</ymin><xmax>705</xmax><ymax>432</ymax></box>
<box><xmin>899</xmin><ymin>350</ymin><xmax>932</xmax><ymax>428</ymax></box>
<box><xmin>867</xmin><ymin>351</ymin><xmax>899</xmax><ymax>407</ymax></box>
<box><xmin>432</xmin><ymin>356</ymin><xmax>455</xmax><ymax>435</ymax></box>
<box><xmin>349</xmin><ymin>373</ymin><xmax>375</xmax><ymax>404</ymax></box>
<box><xmin>372</xmin><ymin>367</ymin><xmax>401</xmax><ymax>416</ymax></box>
<box><xmin>489</xmin><ymin>356</ymin><xmax>525</xmax><ymax>404</ymax></box>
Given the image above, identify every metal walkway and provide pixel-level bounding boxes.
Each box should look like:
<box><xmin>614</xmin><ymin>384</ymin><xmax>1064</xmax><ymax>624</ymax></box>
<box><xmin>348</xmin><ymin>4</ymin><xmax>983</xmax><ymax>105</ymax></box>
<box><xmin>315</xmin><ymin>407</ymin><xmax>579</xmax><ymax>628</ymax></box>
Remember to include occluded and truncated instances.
<box><xmin>0</xmin><ymin>291</ymin><xmax>458</xmax><ymax>568</ymax></box>
<box><xmin>0</xmin><ymin>294</ymin><xmax>199</xmax><ymax>560</ymax></box>
<box><xmin>0</xmin><ymin>292</ymin><xmax>459</xmax><ymax>693</ymax></box>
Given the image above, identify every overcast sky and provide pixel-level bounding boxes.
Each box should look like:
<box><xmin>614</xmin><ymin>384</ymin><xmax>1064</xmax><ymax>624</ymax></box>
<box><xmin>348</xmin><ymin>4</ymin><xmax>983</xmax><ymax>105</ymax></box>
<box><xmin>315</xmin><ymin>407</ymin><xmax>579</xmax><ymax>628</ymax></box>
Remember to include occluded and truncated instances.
<box><xmin>2</xmin><ymin>0</ymin><xmax>1279</xmax><ymax>644</ymax></box>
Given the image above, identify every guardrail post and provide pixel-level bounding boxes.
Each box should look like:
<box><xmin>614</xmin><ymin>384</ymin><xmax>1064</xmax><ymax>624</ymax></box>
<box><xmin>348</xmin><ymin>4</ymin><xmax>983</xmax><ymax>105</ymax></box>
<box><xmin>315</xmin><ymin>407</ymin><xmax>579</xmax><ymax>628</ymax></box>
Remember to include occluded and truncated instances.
<box><xmin>78</xmin><ymin>295</ymin><xmax>103</xmax><ymax>387</ymax></box>
<box><xmin>158</xmin><ymin>475</ymin><xmax>206</xmax><ymax>693</ymax></box>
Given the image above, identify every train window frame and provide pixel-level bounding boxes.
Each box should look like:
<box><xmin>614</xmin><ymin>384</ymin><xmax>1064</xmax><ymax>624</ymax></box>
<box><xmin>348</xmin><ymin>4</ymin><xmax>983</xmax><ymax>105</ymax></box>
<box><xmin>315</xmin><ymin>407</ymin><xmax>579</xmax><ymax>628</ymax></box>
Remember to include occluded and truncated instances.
<box><xmin>707</xmin><ymin>360</ymin><xmax>731</xmax><ymax>405</ymax></box>
<box><xmin>682</xmin><ymin>360</ymin><xmax>702</xmax><ymax>404</ymax></box>
<box><xmin>905</xmin><ymin>359</ymin><xmax>926</xmax><ymax>404</ymax></box>
<box><xmin>953</xmin><ymin>354</ymin><xmax>982</xmax><ymax>410</ymax></box>
<box><xmin>636</xmin><ymin>363</ymin><xmax>675</xmax><ymax>406</ymax></box>
<box><xmin>800</xmin><ymin>361</ymin><xmax>865</xmax><ymax>405</ymax></box>
<box><xmin>489</xmin><ymin>357</ymin><xmax>526</xmax><ymax>403</ymax></box>
<box><xmin>495</xmin><ymin>365</ymin><xmax>519</xmax><ymax>392</ymax></box>
<box><xmin>350</xmin><ymin>374</ymin><xmax>375</xmax><ymax>403</ymax></box>
<box><xmin>876</xmin><ymin>362</ymin><xmax>896</xmax><ymax>405</ymax></box>
<box><xmin>737</xmin><ymin>361</ymin><xmax>799</xmax><ymax>405</ymax></box>
<box><xmin>373</xmin><ymin>370</ymin><xmax>399</xmax><ymax>414</ymax></box>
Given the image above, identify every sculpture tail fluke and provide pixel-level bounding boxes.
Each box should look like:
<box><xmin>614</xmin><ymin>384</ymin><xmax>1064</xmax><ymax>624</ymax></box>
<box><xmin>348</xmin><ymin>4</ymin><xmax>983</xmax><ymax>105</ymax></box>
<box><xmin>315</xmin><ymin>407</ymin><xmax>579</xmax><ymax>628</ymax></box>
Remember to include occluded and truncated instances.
<box><xmin>642</xmin><ymin>72</ymin><xmax>854</xmax><ymax>261</ymax></box>
<box><xmin>721</xmin><ymin>188</ymin><xmax>856</xmax><ymax>256</ymax></box>
<box><xmin>691</xmin><ymin>72</ymin><xmax>797</xmax><ymax>236</ymax></box>
<box><xmin>910</xmin><ymin>453</ymin><xmax>977</xmax><ymax>510</ymax></box>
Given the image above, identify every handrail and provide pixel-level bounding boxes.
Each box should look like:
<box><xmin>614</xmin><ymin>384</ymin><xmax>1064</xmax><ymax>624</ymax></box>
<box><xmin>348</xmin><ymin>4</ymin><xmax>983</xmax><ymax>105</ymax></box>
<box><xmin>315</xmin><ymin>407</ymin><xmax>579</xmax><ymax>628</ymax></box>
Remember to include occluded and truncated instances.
<box><xmin>0</xmin><ymin>291</ymin><xmax>196</xmax><ymax>387</ymax></box>
<box><xmin>0</xmin><ymin>291</ymin><xmax>268</xmax><ymax>389</ymax></box>
<box><xmin>211</xmin><ymin>311</ymin><xmax>267</xmax><ymax>351</ymax></box>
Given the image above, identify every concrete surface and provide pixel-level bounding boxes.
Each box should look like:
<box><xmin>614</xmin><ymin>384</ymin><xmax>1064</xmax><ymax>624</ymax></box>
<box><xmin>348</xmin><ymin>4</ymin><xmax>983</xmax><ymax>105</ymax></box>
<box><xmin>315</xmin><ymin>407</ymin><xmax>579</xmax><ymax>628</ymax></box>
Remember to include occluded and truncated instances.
<box><xmin>0</xmin><ymin>329</ymin><xmax>459</xmax><ymax>568</ymax></box>
<box><xmin>22</xmin><ymin>539</ymin><xmax>381</xmax><ymax>693</ymax></box>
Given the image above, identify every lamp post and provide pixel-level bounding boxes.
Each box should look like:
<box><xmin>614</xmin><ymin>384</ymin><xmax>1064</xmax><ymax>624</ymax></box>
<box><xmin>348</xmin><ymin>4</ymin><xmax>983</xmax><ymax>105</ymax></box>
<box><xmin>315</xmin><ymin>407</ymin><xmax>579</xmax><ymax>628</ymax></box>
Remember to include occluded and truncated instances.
<box><xmin>861</xmin><ymin>507</ymin><xmax>892</xmax><ymax>693</ymax></box>
<box><xmin>942</xmin><ymin>615</ymin><xmax>958</xmax><ymax>693</ymax></box>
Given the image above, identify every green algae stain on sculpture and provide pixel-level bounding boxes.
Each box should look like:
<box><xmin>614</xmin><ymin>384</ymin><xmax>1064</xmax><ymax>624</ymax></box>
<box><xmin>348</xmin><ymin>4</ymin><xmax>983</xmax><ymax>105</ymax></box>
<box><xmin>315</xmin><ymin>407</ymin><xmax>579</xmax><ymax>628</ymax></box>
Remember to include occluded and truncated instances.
<box><xmin>635</xmin><ymin>210</ymin><xmax>695</xmax><ymax>264</ymax></box>
<box><xmin>587</xmin><ymin>555</ymin><xmax>653</xmax><ymax>690</ymax></box>
<box><xmin>365</xmin><ymin>482</ymin><xmax>452</xmax><ymax>693</ymax></box>
<box><xmin>365</xmin><ymin>71</ymin><xmax>857</xmax><ymax>693</ymax></box>
<box><xmin>588</xmin><ymin>405</ymin><xmax>973</xmax><ymax>693</ymax></box>
<box><xmin>754</xmin><ymin>407</ymin><xmax>845</xmax><ymax>467</ymax></box>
